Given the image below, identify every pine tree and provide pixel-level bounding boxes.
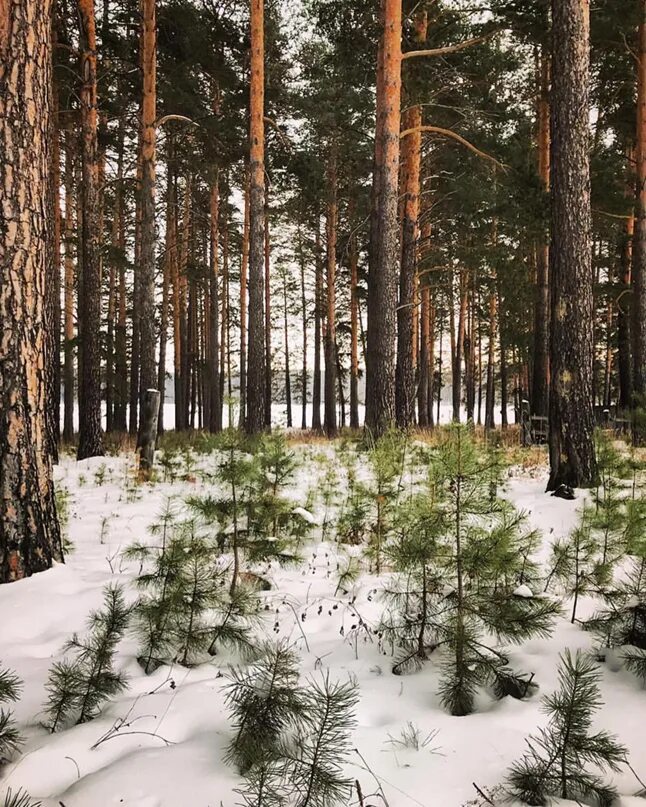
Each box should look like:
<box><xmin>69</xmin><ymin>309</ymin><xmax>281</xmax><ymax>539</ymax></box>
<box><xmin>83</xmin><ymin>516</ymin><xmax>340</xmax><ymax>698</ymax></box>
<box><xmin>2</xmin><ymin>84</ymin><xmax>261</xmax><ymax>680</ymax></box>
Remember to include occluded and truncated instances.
<box><xmin>1</xmin><ymin>0</ymin><xmax>62</xmax><ymax>583</ymax></box>
<box><xmin>586</xmin><ymin>555</ymin><xmax>646</xmax><ymax>684</ymax></box>
<box><xmin>289</xmin><ymin>675</ymin><xmax>358</xmax><ymax>807</ymax></box>
<box><xmin>380</xmin><ymin>425</ymin><xmax>559</xmax><ymax>715</ymax></box>
<box><xmin>547</xmin><ymin>0</ymin><xmax>597</xmax><ymax>488</ymax></box>
<box><xmin>507</xmin><ymin>649</ymin><xmax>627</xmax><ymax>807</ymax></box>
<box><xmin>225</xmin><ymin>641</ymin><xmax>304</xmax><ymax>775</ymax></box>
<box><xmin>364</xmin><ymin>429</ymin><xmax>407</xmax><ymax>574</ymax></box>
<box><xmin>44</xmin><ymin>585</ymin><xmax>130</xmax><ymax>731</ymax></box>
<box><xmin>545</xmin><ymin>508</ymin><xmax>610</xmax><ymax>623</ymax></box>
<box><xmin>0</xmin><ymin>664</ymin><xmax>22</xmax><ymax>762</ymax></box>
<box><xmin>127</xmin><ymin>516</ymin><xmax>259</xmax><ymax>670</ymax></box>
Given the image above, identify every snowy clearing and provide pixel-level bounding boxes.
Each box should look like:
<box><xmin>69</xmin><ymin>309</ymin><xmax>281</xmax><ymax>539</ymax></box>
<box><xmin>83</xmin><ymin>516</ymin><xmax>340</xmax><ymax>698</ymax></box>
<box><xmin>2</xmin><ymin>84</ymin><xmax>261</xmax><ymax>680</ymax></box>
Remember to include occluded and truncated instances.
<box><xmin>0</xmin><ymin>443</ymin><xmax>645</xmax><ymax>807</ymax></box>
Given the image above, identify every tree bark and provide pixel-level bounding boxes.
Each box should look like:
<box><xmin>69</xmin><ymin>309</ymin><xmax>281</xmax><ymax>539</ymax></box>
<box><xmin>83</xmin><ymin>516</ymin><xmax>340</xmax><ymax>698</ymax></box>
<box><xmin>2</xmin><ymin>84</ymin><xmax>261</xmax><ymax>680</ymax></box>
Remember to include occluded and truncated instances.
<box><xmin>245</xmin><ymin>0</ymin><xmax>267</xmax><ymax>434</ymax></box>
<box><xmin>298</xmin><ymin>223</ymin><xmax>308</xmax><ymax>429</ymax></box>
<box><xmin>208</xmin><ymin>173</ymin><xmax>221</xmax><ymax>432</ymax></box>
<box><xmin>396</xmin><ymin>9</ymin><xmax>426</xmax><ymax>428</ymax></box>
<box><xmin>158</xmin><ymin>159</ymin><xmax>175</xmax><ymax>434</ymax></box>
<box><xmin>484</xmin><ymin>289</ymin><xmax>497</xmax><ymax>430</ymax></box>
<box><xmin>1</xmin><ymin>0</ymin><xmax>63</xmax><ymax>582</ymax></box>
<box><xmin>453</xmin><ymin>272</ymin><xmax>468</xmax><ymax>422</ymax></box>
<box><xmin>532</xmin><ymin>48</ymin><xmax>551</xmax><ymax>417</ymax></box>
<box><xmin>618</xmin><ymin>149</ymin><xmax>634</xmax><ymax>410</ymax></box>
<box><xmin>62</xmin><ymin>131</ymin><xmax>76</xmax><ymax>443</ymax></box>
<box><xmin>77</xmin><ymin>0</ymin><xmax>104</xmax><ymax>459</ymax></box>
<box><xmin>324</xmin><ymin>148</ymin><xmax>338</xmax><ymax>437</ymax></box>
<box><xmin>264</xmin><ymin>189</ymin><xmax>272</xmax><ymax>427</ymax></box>
<box><xmin>239</xmin><ymin>175</ymin><xmax>249</xmax><ymax>428</ymax></box>
<box><xmin>282</xmin><ymin>270</ymin><xmax>292</xmax><ymax>428</ymax></box>
<box><xmin>350</xmin><ymin>211</ymin><xmax>360</xmax><ymax>429</ymax></box>
<box><xmin>312</xmin><ymin>220</ymin><xmax>323</xmax><ymax>431</ymax></box>
<box><xmin>633</xmin><ymin>2</ymin><xmax>646</xmax><ymax>408</ymax></box>
<box><xmin>137</xmin><ymin>0</ymin><xmax>158</xmax><ymax>439</ymax></box>
<box><xmin>47</xmin><ymin>43</ymin><xmax>61</xmax><ymax>461</ymax></box>
<box><xmin>547</xmin><ymin>0</ymin><xmax>597</xmax><ymax>489</ymax></box>
<box><xmin>365</xmin><ymin>0</ymin><xmax>402</xmax><ymax>437</ymax></box>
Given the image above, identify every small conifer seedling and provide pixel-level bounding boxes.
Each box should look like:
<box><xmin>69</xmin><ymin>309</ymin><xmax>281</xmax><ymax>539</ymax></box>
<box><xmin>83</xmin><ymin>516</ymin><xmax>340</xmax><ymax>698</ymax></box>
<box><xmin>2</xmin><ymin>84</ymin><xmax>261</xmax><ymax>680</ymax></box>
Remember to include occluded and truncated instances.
<box><xmin>0</xmin><ymin>663</ymin><xmax>22</xmax><ymax>762</ymax></box>
<box><xmin>507</xmin><ymin>649</ymin><xmax>626</xmax><ymax>806</ymax></box>
<box><xmin>43</xmin><ymin>584</ymin><xmax>130</xmax><ymax>731</ymax></box>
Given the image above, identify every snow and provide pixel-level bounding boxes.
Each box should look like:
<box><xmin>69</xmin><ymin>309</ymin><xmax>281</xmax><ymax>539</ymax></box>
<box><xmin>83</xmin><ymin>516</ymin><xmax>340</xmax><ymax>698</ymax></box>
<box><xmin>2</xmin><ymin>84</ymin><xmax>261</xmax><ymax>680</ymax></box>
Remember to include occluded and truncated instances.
<box><xmin>1</xmin><ymin>449</ymin><xmax>645</xmax><ymax>807</ymax></box>
<box><xmin>512</xmin><ymin>585</ymin><xmax>533</xmax><ymax>598</ymax></box>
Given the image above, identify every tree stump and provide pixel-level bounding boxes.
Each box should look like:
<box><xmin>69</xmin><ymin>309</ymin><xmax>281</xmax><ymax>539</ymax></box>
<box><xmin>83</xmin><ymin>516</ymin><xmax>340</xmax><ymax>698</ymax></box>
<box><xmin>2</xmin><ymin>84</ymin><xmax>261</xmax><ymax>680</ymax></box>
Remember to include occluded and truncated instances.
<box><xmin>138</xmin><ymin>389</ymin><xmax>161</xmax><ymax>479</ymax></box>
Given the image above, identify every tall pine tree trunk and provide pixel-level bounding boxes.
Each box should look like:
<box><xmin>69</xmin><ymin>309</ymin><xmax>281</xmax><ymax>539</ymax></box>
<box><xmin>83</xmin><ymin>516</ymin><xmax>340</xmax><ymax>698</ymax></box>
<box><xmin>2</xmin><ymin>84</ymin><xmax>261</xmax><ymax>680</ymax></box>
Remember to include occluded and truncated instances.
<box><xmin>365</xmin><ymin>0</ymin><xmax>402</xmax><ymax>436</ymax></box>
<box><xmin>532</xmin><ymin>48</ymin><xmax>551</xmax><ymax>417</ymax></box>
<box><xmin>239</xmin><ymin>176</ymin><xmax>249</xmax><ymax>428</ymax></box>
<box><xmin>137</xmin><ymin>0</ymin><xmax>158</xmax><ymax>442</ymax></box>
<box><xmin>208</xmin><ymin>174</ymin><xmax>221</xmax><ymax>432</ymax></box>
<box><xmin>618</xmin><ymin>149</ymin><xmax>634</xmax><ymax>410</ymax></box>
<box><xmin>312</xmin><ymin>220</ymin><xmax>323</xmax><ymax>431</ymax></box>
<box><xmin>324</xmin><ymin>148</ymin><xmax>338</xmax><ymax>437</ymax></box>
<box><xmin>47</xmin><ymin>51</ymin><xmax>61</xmax><ymax>460</ymax></box>
<box><xmin>396</xmin><ymin>9</ymin><xmax>426</xmax><ymax>428</ymax></box>
<box><xmin>547</xmin><ymin>0</ymin><xmax>597</xmax><ymax>489</ymax></box>
<box><xmin>63</xmin><ymin>131</ymin><xmax>76</xmax><ymax>443</ymax></box>
<box><xmin>485</xmin><ymin>289</ymin><xmax>497</xmax><ymax>430</ymax></box>
<box><xmin>158</xmin><ymin>160</ymin><xmax>175</xmax><ymax>434</ymax></box>
<box><xmin>77</xmin><ymin>0</ymin><xmax>104</xmax><ymax>459</ymax></box>
<box><xmin>246</xmin><ymin>0</ymin><xmax>267</xmax><ymax>434</ymax></box>
<box><xmin>282</xmin><ymin>271</ymin><xmax>293</xmax><ymax>428</ymax></box>
<box><xmin>633</xmin><ymin>2</ymin><xmax>646</xmax><ymax>409</ymax></box>
<box><xmin>264</xmin><ymin>190</ymin><xmax>272</xmax><ymax>427</ymax></box>
<box><xmin>350</xmin><ymin>211</ymin><xmax>360</xmax><ymax>429</ymax></box>
<box><xmin>298</xmin><ymin>223</ymin><xmax>308</xmax><ymax>429</ymax></box>
<box><xmin>1</xmin><ymin>0</ymin><xmax>62</xmax><ymax>582</ymax></box>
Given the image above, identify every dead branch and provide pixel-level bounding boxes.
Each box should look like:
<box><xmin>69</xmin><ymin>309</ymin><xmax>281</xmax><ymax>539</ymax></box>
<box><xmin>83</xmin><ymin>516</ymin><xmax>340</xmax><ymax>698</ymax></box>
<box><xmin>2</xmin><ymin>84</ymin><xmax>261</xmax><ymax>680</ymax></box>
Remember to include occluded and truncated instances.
<box><xmin>400</xmin><ymin>124</ymin><xmax>504</xmax><ymax>169</ymax></box>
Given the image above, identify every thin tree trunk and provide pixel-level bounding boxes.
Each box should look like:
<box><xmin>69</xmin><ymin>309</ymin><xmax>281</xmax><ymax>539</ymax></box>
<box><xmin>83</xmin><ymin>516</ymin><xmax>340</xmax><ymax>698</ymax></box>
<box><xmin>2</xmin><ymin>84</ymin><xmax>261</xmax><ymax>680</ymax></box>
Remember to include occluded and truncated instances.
<box><xmin>77</xmin><ymin>0</ymin><xmax>104</xmax><ymax>460</ymax></box>
<box><xmin>396</xmin><ymin>9</ymin><xmax>426</xmax><ymax>428</ymax></box>
<box><xmin>418</xmin><ymin>284</ymin><xmax>430</xmax><ymax>428</ymax></box>
<box><xmin>618</xmin><ymin>147</ymin><xmax>635</xmax><ymax>410</ymax></box>
<box><xmin>299</xmin><ymin>223</ymin><xmax>308</xmax><ymax>429</ymax></box>
<box><xmin>453</xmin><ymin>272</ymin><xmax>468</xmax><ymax>422</ymax></box>
<box><xmin>499</xmin><ymin>286</ymin><xmax>509</xmax><ymax>429</ymax></box>
<box><xmin>137</xmin><ymin>0</ymin><xmax>158</xmax><ymax>443</ymax></box>
<box><xmin>324</xmin><ymin>148</ymin><xmax>338</xmax><ymax>437</ymax></box>
<box><xmin>1</xmin><ymin>0</ymin><xmax>63</xmax><ymax>581</ymax></box>
<box><xmin>208</xmin><ymin>173</ymin><xmax>221</xmax><ymax>432</ymax></box>
<box><xmin>633</xmin><ymin>1</ymin><xmax>646</xmax><ymax>407</ymax></box>
<box><xmin>350</xmin><ymin>212</ymin><xmax>360</xmax><ymax>429</ymax></box>
<box><xmin>365</xmin><ymin>0</ymin><xmax>402</xmax><ymax>436</ymax></box>
<box><xmin>312</xmin><ymin>220</ymin><xmax>323</xmax><ymax>431</ymax></box>
<box><xmin>220</xmin><ymin>201</ymin><xmax>229</xmax><ymax>422</ymax></box>
<box><xmin>485</xmin><ymin>289</ymin><xmax>497</xmax><ymax>430</ymax></box>
<box><xmin>158</xmin><ymin>159</ymin><xmax>175</xmax><ymax>434</ymax></box>
<box><xmin>532</xmin><ymin>48</ymin><xmax>551</xmax><ymax>417</ymax></box>
<box><xmin>47</xmin><ymin>46</ymin><xmax>61</xmax><ymax>460</ymax></box>
<box><xmin>547</xmin><ymin>0</ymin><xmax>597</xmax><ymax>489</ymax></box>
<box><xmin>63</xmin><ymin>131</ymin><xmax>76</xmax><ymax>443</ymax></box>
<box><xmin>246</xmin><ymin>0</ymin><xmax>267</xmax><ymax>434</ymax></box>
<box><xmin>239</xmin><ymin>176</ymin><xmax>249</xmax><ymax>428</ymax></box>
<box><xmin>264</xmin><ymin>189</ymin><xmax>272</xmax><ymax>427</ymax></box>
<box><xmin>129</xmin><ymin>157</ymin><xmax>142</xmax><ymax>436</ymax></box>
<box><xmin>283</xmin><ymin>272</ymin><xmax>292</xmax><ymax>428</ymax></box>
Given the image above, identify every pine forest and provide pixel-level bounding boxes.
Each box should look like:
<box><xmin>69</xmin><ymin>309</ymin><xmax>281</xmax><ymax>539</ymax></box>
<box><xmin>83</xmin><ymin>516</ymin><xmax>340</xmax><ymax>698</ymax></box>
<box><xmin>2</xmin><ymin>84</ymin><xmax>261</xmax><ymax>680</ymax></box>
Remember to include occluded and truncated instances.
<box><xmin>2</xmin><ymin>1</ymin><xmax>646</xmax><ymax>805</ymax></box>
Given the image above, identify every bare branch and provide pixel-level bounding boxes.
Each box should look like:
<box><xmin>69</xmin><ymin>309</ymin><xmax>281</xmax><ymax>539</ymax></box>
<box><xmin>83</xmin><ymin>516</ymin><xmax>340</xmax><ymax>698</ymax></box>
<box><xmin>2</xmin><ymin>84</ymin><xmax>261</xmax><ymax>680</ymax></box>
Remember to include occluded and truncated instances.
<box><xmin>402</xmin><ymin>32</ymin><xmax>495</xmax><ymax>61</ymax></box>
<box><xmin>155</xmin><ymin>114</ymin><xmax>198</xmax><ymax>129</ymax></box>
<box><xmin>400</xmin><ymin>125</ymin><xmax>504</xmax><ymax>169</ymax></box>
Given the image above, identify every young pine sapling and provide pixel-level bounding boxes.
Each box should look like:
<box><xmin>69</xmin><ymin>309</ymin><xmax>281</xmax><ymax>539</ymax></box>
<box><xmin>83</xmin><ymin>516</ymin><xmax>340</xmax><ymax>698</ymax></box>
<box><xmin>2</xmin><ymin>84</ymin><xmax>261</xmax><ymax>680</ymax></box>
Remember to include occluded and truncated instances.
<box><xmin>507</xmin><ymin>649</ymin><xmax>626</xmax><ymax>807</ymax></box>
<box><xmin>43</xmin><ymin>585</ymin><xmax>130</xmax><ymax>731</ymax></box>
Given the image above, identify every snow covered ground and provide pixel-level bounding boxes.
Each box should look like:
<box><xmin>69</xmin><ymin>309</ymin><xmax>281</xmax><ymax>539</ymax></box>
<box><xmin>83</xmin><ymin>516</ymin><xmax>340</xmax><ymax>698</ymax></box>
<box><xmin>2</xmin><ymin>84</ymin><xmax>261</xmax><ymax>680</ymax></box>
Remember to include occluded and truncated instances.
<box><xmin>1</xmin><ymin>446</ymin><xmax>645</xmax><ymax>807</ymax></box>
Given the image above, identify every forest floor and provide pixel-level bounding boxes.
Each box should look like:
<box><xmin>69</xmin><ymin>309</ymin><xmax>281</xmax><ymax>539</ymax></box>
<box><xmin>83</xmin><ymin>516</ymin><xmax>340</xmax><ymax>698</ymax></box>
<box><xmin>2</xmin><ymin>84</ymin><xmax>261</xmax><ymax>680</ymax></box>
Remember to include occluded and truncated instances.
<box><xmin>1</xmin><ymin>439</ymin><xmax>645</xmax><ymax>807</ymax></box>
